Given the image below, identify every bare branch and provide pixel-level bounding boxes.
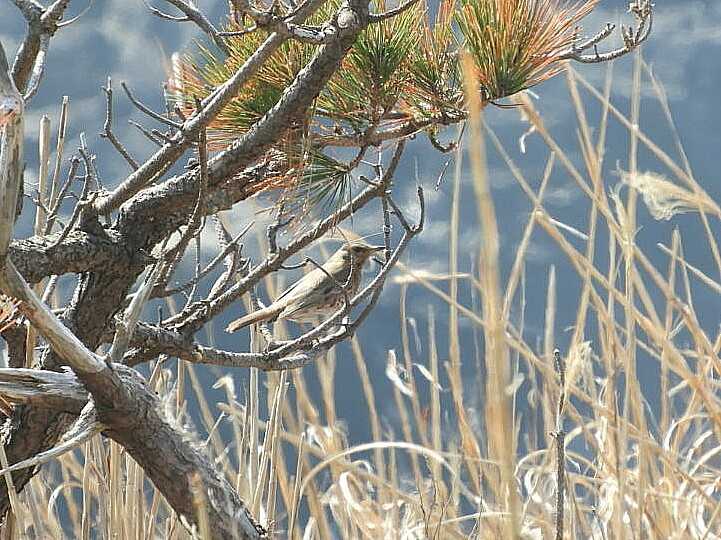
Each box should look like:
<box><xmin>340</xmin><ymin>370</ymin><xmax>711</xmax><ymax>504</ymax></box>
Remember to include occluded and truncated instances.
<box><xmin>558</xmin><ymin>0</ymin><xmax>653</xmax><ymax>63</ymax></box>
<box><xmin>22</xmin><ymin>33</ymin><xmax>49</xmax><ymax>101</ymax></box>
<box><xmin>143</xmin><ymin>0</ymin><xmax>189</xmax><ymax>22</ymax></box>
<box><xmin>128</xmin><ymin>119</ymin><xmax>164</xmax><ymax>146</ymax></box>
<box><xmin>147</xmin><ymin>0</ymin><xmax>230</xmax><ymax>56</ymax></box>
<box><xmin>0</xmin><ymin>360</ymin><xmax>268</xmax><ymax>539</ymax></box>
<box><xmin>1</xmin><ymin>230</ymin><xmax>265</xmax><ymax>539</ymax></box>
<box><xmin>8</xmin><ymin>228</ymin><xmax>137</xmax><ymax>285</ymax></box>
<box><xmin>0</xmin><ymin>41</ymin><xmax>24</xmax><ymax>258</ymax></box>
<box><xmin>44</xmin><ymin>155</ymin><xmax>79</xmax><ymax>234</ymax></box>
<box><xmin>0</xmin><ymin>367</ymin><xmax>87</xmax><ymax>412</ymax></box>
<box><xmin>0</xmin><ymin>402</ymin><xmax>100</xmax><ymax>476</ymax></box>
<box><xmin>121</xmin><ymin>81</ymin><xmax>182</xmax><ymax>129</ymax></box>
<box><xmin>56</xmin><ymin>0</ymin><xmax>94</xmax><ymax>28</ymax></box>
<box><xmin>108</xmin><ymin>263</ymin><xmax>164</xmax><ymax>364</ymax></box>
<box><xmin>267</xmin><ymin>208</ymin><xmax>291</xmax><ymax>255</ymax></box>
<box><xmin>368</xmin><ymin>0</ymin><xmax>419</xmax><ymax>23</ymax></box>
<box><xmin>46</xmin><ymin>170</ymin><xmax>92</xmax><ymax>250</ymax></box>
<box><xmin>100</xmin><ymin>78</ymin><xmax>139</xmax><ymax>170</ymax></box>
<box><xmin>157</xmin><ymin>221</ymin><xmax>253</xmax><ymax>298</ymax></box>
<box><xmin>0</xmin><ymin>263</ymin><xmax>107</xmax><ymax>374</ymax></box>
<box><xmin>93</xmin><ymin>0</ymin><xmax>363</xmax><ymax>214</ymax></box>
<box><xmin>10</xmin><ymin>0</ymin><xmax>72</xmax><ymax>97</ymax></box>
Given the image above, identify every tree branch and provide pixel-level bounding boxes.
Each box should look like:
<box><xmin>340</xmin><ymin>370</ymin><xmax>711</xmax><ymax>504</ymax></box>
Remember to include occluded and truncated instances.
<box><xmin>557</xmin><ymin>0</ymin><xmax>653</xmax><ymax>63</ymax></box>
<box><xmin>170</xmin><ymin>142</ymin><xmax>405</xmax><ymax>333</ymax></box>
<box><xmin>10</xmin><ymin>0</ymin><xmax>72</xmax><ymax>98</ymax></box>
<box><xmin>147</xmin><ymin>0</ymin><xmax>230</xmax><ymax>56</ymax></box>
<box><xmin>100</xmin><ymin>78</ymin><xmax>139</xmax><ymax>170</ymax></box>
<box><xmin>0</xmin><ymin>235</ymin><xmax>266</xmax><ymax>539</ymax></box>
<box><xmin>0</xmin><ymin>367</ymin><xmax>87</xmax><ymax>414</ymax></box>
<box><xmin>0</xmin><ymin>41</ymin><xmax>24</xmax><ymax>259</ymax></box>
<box><xmin>93</xmin><ymin>0</ymin><xmax>329</xmax><ymax>214</ymax></box>
<box><xmin>136</xmin><ymin>185</ymin><xmax>424</xmax><ymax>371</ymax></box>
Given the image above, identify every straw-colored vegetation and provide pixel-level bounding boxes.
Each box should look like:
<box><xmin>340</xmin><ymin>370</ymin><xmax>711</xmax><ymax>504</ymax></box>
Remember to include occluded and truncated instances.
<box><xmin>5</xmin><ymin>47</ymin><xmax>720</xmax><ymax>538</ymax></box>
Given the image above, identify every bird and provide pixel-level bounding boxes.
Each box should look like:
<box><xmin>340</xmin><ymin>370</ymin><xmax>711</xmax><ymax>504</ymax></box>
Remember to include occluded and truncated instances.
<box><xmin>226</xmin><ymin>242</ymin><xmax>383</xmax><ymax>332</ymax></box>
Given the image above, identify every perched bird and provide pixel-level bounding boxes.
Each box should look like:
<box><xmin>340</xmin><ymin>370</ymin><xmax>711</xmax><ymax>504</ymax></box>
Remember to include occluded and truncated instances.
<box><xmin>226</xmin><ymin>242</ymin><xmax>383</xmax><ymax>332</ymax></box>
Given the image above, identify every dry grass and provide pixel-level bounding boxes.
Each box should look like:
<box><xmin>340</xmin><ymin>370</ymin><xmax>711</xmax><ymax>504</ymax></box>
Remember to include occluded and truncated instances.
<box><xmin>4</xmin><ymin>54</ymin><xmax>721</xmax><ymax>540</ymax></box>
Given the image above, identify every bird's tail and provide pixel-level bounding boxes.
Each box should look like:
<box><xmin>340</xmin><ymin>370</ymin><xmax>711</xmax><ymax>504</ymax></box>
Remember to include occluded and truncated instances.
<box><xmin>225</xmin><ymin>306</ymin><xmax>281</xmax><ymax>333</ymax></box>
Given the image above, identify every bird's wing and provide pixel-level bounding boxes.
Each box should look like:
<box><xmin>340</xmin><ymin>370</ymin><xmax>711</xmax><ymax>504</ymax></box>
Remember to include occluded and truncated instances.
<box><xmin>273</xmin><ymin>267</ymin><xmax>326</xmax><ymax>305</ymax></box>
<box><xmin>279</xmin><ymin>278</ymin><xmax>338</xmax><ymax>319</ymax></box>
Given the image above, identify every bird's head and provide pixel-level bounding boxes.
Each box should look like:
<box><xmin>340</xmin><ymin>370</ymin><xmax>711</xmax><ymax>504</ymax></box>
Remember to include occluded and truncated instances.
<box><xmin>340</xmin><ymin>242</ymin><xmax>384</xmax><ymax>266</ymax></box>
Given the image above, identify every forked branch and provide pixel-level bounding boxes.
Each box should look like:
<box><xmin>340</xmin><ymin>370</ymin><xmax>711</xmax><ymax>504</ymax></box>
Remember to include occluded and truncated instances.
<box><xmin>558</xmin><ymin>0</ymin><xmax>653</xmax><ymax>63</ymax></box>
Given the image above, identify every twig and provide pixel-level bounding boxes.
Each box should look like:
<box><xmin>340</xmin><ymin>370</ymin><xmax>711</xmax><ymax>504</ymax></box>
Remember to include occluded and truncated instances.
<box><xmin>143</xmin><ymin>0</ymin><xmax>189</xmax><ymax>21</ymax></box>
<box><xmin>385</xmin><ymin>196</ymin><xmax>413</xmax><ymax>232</ymax></box>
<box><xmin>22</xmin><ymin>33</ymin><xmax>49</xmax><ymax>101</ymax></box>
<box><xmin>0</xmin><ymin>402</ymin><xmax>101</xmax><ymax>477</ymax></box>
<box><xmin>380</xmin><ymin>196</ymin><xmax>392</xmax><ymax>263</ymax></box>
<box><xmin>368</xmin><ymin>0</ymin><xmax>419</xmax><ymax>23</ymax></box>
<box><xmin>150</xmin><ymin>128</ymin><xmax>174</xmax><ymax>144</ymax></box>
<box><xmin>185</xmin><ymin>234</ymin><xmax>202</xmax><ymax>305</ymax></box>
<box><xmin>267</xmin><ymin>206</ymin><xmax>291</xmax><ymax>255</ymax></box>
<box><xmin>43</xmin><ymin>156</ymin><xmax>79</xmax><ymax>234</ymax></box>
<box><xmin>78</xmin><ymin>133</ymin><xmax>102</xmax><ymax>191</ymax></box>
<box><xmin>208</xmin><ymin>215</ymin><xmax>249</xmax><ymax>299</ymax></box>
<box><xmin>218</xmin><ymin>27</ymin><xmax>258</xmax><ymax>37</ymax></box>
<box><xmin>56</xmin><ymin>0</ymin><xmax>94</xmax><ymax>28</ymax></box>
<box><xmin>10</xmin><ymin>0</ymin><xmax>72</xmax><ymax>98</ymax></box>
<box><xmin>121</xmin><ymin>81</ymin><xmax>182</xmax><ymax>129</ymax></box>
<box><xmin>279</xmin><ymin>260</ymin><xmax>308</xmax><ymax>271</ymax></box>
<box><xmin>557</xmin><ymin>1</ymin><xmax>653</xmax><ymax>63</ymax></box>
<box><xmin>40</xmin><ymin>274</ymin><xmax>59</xmax><ymax>304</ymax></box>
<box><xmin>157</xmin><ymin>221</ymin><xmax>252</xmax><ymax>298</ymax></box>
<box><xmin>108</xmin><ymin>263</ymin><xmax>165</xmax><ymax>364</ymax></box>
<box><xmin>129</xmin><ymin>120</ymin><xmax>164</xmax><ymax>147</ymax></box>
<box><xmin>47</xmin><ymin>173</ymin><xmax>92</xmax><ymax>250</ymax></box>
<box><xmin>146</xmin><ymin>0</ymin><xmax>230</xmax><ymax>55</ymax></box>
<box><xmin>47</xmin><ymin>95</ymin><xmax>69</xmax><ymax>211</ymax></box>
<box><xmin>100</xmin><ymin>77</ymin><xmax>139</xmax><ymax>170</ymax></box>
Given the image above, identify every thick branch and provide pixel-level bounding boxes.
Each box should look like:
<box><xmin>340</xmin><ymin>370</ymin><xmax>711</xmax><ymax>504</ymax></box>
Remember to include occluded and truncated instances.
<box><xmin>10</xmin><ymin>0</ymin><xmax>71</xmax><ymax>98</ymax></box>
<box><xmin>0</xmin><ymin>323</ymin><xmax>26</xmax><ymax>369</ymax></box>
<box><xmin>0</xmin><ymin>257</ymin><xmax>266</xmax><ymax>537</ymax></box>
<box><xmin>8</xmin><ymin>230</ymin><xmax>143</xmax><ymax>284</ymax></box>
<box><xmin>0</xmin><ymin>42</ymin><xmax>24</xmax><ymax>259</ymax></box>
<box><xmin>0</xmin><ymin>367</ymin><xmax>87</xmax><ymax>413</ymax></box>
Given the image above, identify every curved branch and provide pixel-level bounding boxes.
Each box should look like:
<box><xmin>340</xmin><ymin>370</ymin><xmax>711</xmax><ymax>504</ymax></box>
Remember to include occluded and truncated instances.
<box><xmin>558</xmin><ymin>0</ymin><xmax>653</xmax><ymax>63</ymax></box>
<box><xmin>148</xmin><ymin>0</ymin><xmax>230</xmax><ymax>55</ymax></box>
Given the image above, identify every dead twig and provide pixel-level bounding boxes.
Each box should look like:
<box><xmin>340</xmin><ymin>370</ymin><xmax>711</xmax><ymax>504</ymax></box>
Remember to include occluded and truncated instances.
<box><xmin>100</xmin><ymin>77</ymin><xmax>139</xmax><ymax>170</ymax></box>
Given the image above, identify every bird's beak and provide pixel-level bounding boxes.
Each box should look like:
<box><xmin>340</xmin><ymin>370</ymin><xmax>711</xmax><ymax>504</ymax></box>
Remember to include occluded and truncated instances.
<box><xmin>369</xmin><ymin>245</ymin><xmax>384</xmax><ymax>252</ymax></box>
